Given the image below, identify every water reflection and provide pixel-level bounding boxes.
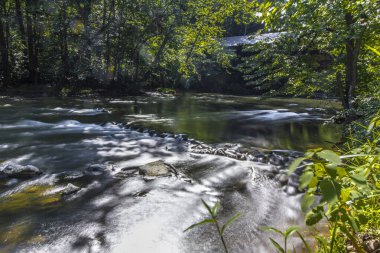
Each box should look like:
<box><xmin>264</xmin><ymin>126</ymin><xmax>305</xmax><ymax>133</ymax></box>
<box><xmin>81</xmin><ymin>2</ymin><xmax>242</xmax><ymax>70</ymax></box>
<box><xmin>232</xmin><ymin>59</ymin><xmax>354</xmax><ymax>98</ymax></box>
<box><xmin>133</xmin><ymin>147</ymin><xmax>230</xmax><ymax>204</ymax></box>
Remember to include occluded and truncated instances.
<box><xmin>117</xmin><ymin>93</ymin><xmax>342</xmax><ymax>151</ymax></box>
<box><xmin>0</xmin><ymin>93</ymin><xmax>341</xmax><ymax>152</ymax></box>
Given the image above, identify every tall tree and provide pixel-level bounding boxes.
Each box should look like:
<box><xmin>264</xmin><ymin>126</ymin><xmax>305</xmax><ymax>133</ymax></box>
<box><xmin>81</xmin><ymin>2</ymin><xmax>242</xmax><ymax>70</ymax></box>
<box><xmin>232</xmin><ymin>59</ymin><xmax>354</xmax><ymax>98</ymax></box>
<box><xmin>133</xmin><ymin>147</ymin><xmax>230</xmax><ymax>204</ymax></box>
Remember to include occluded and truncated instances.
<box><xmin>25</xmin><ymin>0</ymin><xmax>39</xmax><ymax>83</ymax></box>
<box><xmin>0</xmin><ymin>1</ymin><xmax>10</xmax><ymax>87</ymax></box>
<box><xmin>257</xmin><ymin>0</ymin><xmax>380</xmax><ymax>109</ymax></box>
<box><xmin>15</xmin><ymin>0</ymin><xmax>29</xmax><ymax>75</ymax></box>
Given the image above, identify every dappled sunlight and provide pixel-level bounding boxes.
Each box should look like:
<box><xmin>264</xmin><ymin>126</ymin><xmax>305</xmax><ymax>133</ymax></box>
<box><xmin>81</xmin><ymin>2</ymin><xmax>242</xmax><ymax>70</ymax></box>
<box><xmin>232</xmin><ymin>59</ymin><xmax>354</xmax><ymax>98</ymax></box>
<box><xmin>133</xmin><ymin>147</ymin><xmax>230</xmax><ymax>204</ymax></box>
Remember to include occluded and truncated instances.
<box><xmin>0</xmin><ymin>95</ymin><xmax>343</xmax><ymax>252</ymax></box>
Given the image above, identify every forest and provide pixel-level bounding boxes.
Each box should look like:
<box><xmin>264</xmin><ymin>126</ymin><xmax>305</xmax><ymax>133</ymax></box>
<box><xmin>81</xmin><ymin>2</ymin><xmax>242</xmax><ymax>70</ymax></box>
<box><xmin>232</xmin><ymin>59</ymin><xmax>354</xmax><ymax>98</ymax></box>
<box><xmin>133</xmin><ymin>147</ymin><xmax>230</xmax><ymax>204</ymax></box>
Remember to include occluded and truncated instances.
<box><xmin>0</xmin><ymin>0</ymin><xmax>257</xmax><ymax>93</ymax></box>
<box><xmin>0</xmin><ymin>0</ymin><xmax>379</xmax><ymax>253</ymax></box>
<box><xmin>0</xmin><ymin>0</ymin><xmax>378</xmax><ymax>106</ymax></box>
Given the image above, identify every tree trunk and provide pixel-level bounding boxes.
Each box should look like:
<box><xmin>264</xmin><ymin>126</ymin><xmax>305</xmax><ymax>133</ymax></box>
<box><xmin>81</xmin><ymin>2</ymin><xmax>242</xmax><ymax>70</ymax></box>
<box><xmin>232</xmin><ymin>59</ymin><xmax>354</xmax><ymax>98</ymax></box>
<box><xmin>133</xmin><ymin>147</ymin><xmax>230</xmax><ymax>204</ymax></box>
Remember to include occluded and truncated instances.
<box><xmin>141</xmin><ymin>27</ymin><xmax>174</xmax><ymax>83</ymax></box>
<box><xmin>344</xmin><ymin>13</ymin><xmax>362</xmax><ymax>109</ymax></box>
<box><xmin>60</xmin><ymin>1</ymin><xmax>69</xmax><ymax>84</ymax></box>
<box><xmin>33</xmin><ymin>0</ymin><xmax>40</xmax><ymax>82</ymax></box>
<box><xmin>103</xmin><ymin>0</ymin><xmax>114</xmax><ymax>85</ymax></box>
<box><xmin>15</xmin><ymin>0</ymin><xmax>26</xmax><ymax>37</ymax></box>
<box><xmin>75</xmin><ymin>0</ymin><xmax>92</xmax><ymax>75</ymax></box>
<box><xmin>15</xmin><ymin>0</ymin><xmax>28</xmax><ymax>67</ymax></box>
<box><xmin>0</xmin><ymin>8</ymin><xmax>10</xmax><ymax>88</ymax></box>
<box><xmin>336</xmin><ymin>71</ymin><xmax>345</xmax><ymax>108</ymax></box>
<box><xmin>25</xmin><ymin>0</ymin><xmax>38</xmax><ymax>84</ymax></box>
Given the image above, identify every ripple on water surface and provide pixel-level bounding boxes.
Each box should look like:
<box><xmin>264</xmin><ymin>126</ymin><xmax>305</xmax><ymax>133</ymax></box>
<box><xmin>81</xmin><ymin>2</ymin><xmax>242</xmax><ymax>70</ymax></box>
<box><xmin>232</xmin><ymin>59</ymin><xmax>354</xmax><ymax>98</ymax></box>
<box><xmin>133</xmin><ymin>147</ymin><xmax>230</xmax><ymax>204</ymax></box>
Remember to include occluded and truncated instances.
<box><xmin>0</xmin><ymin>95</ymin><xmax>340</xmax><ymax>252</ymax></box>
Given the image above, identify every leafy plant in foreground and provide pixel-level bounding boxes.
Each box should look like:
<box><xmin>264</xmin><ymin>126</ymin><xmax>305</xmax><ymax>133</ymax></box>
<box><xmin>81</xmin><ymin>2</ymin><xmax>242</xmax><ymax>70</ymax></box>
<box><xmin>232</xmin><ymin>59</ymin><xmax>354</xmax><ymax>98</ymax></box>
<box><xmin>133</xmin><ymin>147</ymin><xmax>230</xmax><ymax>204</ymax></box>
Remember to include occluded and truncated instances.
<box><xmin>184</xmin><ymin>200</ymin><xmax>240</xmax><ymax>253</ymax></box>
<box><xmin>288</xmin><ymin>114</ymin><xmax>380</xmax><ymax>253</ymax></box>
<box><xmin>262</xmin><ymin>226</ymin><xmax>312</xmax><ymax>253</ymax></box>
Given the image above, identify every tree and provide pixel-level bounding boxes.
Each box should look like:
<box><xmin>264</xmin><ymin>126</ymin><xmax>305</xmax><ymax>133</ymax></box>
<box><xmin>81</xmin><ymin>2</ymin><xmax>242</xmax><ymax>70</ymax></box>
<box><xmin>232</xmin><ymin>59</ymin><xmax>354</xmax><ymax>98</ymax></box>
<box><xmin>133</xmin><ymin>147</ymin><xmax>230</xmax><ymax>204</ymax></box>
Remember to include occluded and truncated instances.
<box><xmin>255</xmin><ymin>0</ymin><xmax>380</xmax><ymax>108</ymax></box>
<box><xmin>0</xmin><ymin>0</ymin><xmax>11</xmax><ymax>88</ymax></box>
<box><xmin>0</xmin><ymin>0</ymin><xmax>256</xmax><ymax>91</ymax></box>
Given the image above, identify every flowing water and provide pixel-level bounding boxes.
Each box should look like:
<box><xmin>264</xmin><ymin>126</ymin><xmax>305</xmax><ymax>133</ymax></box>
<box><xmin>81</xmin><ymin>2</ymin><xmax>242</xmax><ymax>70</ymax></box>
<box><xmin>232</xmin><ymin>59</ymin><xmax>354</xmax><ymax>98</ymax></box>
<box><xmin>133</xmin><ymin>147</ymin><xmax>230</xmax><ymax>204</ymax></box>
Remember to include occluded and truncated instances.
<box><xmin>0</xmin><ymin>94</ymin><xmax>341</xmax><ymax>253</ymax></box>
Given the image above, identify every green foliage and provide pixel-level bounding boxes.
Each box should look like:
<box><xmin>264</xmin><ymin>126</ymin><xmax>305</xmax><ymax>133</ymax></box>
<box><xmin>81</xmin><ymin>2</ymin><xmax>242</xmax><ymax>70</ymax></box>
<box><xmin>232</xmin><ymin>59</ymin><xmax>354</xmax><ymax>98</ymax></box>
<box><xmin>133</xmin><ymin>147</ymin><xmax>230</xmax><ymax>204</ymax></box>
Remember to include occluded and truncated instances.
<box><xmin>59</xmin><ymin>87</ymin><xmax>71</xmax><ymax>97</ymax></box>
<box><xmin>184</xmin><ymin>200</ymin><xmax>241</xmax><ymax>253</ymax></box>
<box><xmin>0</xmin><ymin>0</ymin><xmax>255</xmax><ymax>90</ymax></box>
<box><xmin>237</xmin><ymin>34</ymin><xmax>337</xmax><ymax>97</ymax></box>
<box><xmin>291</xmin><ymin>113</ymin><xmax>380</xmax><ymax>252</ymax></box>
<box><xmin>239</xmin><ymin>0</ymin><xmax>380</xmax><ymax>106</ymax></box>
<box><xmin>262</xmin><ymin>226</ymin><xmax>312</xmax><ymax>253</ymax></box>
<box><xmin>366</xmin><ymin>45</ymin><xmax>380</xmax><ymax>57</ymax></box>
<box><xmin>156</xmin><ymin>87</ymin><xmax>176</xmax><ymax>95</ymax></box>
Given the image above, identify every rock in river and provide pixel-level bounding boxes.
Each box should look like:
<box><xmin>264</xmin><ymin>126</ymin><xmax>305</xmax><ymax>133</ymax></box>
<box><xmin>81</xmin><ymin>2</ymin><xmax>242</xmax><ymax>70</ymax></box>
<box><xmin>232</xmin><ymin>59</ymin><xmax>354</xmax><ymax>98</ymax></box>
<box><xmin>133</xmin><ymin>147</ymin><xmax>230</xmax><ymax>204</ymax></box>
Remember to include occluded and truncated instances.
<box><xmin>138</xmin><ymin>160</ymin><xmax>172</xmax><ymax>177</ymax></box>
<box><xmin>85</xmin><ymin>163</ymin><xmax>113</xmax><ymax>176</ymax></box>
<box><xmin>61</xmin><ymin>183</ymin><xmax>81</xmax><ymax>196</ymax></box>
<box><xmin>47</xmin><ymin>183</ymin><xmax>81</xmax><ymax>196</ymax></box>
<box><xmin>0</xmin><ymin>162</ymin><xmax>43</xmax><ymax>179</ymax></box>
<box><xmin>56</xmin><ymin>171</ymin><xmax>86</xmax><ymax>182</ymax></box>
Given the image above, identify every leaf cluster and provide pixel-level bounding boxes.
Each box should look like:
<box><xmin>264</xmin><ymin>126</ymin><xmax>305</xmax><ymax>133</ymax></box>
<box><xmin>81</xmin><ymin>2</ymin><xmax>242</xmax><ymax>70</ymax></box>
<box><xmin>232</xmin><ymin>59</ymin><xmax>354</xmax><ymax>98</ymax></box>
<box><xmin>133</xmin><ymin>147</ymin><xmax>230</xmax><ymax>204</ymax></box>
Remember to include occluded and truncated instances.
<box><xmin>289</xmin><ymin>113</ymin><xmax>380</xmax><ymax>252</ymax></box>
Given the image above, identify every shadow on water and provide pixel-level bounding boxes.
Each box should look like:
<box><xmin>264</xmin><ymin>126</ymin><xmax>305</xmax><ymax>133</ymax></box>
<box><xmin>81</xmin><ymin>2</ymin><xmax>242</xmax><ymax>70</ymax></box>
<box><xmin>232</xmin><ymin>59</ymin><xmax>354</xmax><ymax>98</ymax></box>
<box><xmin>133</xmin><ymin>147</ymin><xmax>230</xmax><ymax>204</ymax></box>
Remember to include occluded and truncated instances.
<box><xmin>0</xmin><ymin>94</ymin><xmax>342</xmax><ymax>252</ymax></box>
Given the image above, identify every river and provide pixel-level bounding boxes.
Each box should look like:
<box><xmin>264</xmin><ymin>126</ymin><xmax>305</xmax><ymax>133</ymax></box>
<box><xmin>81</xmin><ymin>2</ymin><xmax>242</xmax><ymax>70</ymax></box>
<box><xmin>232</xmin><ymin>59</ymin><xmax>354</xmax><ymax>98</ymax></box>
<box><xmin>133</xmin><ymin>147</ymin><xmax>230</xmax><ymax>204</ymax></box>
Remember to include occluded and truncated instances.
<box><xmin>0</xmin><ymin>93</ymin><xmax>341</xmax><ymax>253</ymax></box>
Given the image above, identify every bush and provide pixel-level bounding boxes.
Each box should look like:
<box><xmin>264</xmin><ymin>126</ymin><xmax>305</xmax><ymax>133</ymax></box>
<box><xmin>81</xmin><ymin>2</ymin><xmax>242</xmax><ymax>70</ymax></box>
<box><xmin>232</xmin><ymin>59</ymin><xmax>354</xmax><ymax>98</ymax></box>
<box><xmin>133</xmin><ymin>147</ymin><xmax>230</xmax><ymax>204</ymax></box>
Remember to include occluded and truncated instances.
<box><xmin>290</xmin><ymin>113</ymin><xmax>380</xmax><ymax>252</ymax></box>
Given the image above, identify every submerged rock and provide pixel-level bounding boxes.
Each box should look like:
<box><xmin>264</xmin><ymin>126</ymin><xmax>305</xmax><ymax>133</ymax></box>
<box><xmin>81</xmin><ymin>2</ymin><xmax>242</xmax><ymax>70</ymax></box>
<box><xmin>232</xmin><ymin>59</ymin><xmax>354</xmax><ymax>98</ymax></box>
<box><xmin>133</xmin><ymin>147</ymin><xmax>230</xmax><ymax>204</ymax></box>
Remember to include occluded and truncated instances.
<box><xmin>176</xmin><ymin>134</ymin><xmax>188</xmax><ymax>141</ymax></box>
<box><xmin>5</xmin><ymin>178</ymin><xmax>19</xmax><ymax>186</ymax></box>
<box><xmin>139</xmin><ymin>160</ymin><xmax>172</xmax><ymax>177</ymax></box>
<box><xmin>61</xmin><ymin>183</ymin><xmax>81</xmax><ymax>196</ymax></box>
<box><xmin>285</xmin><ymin>185</ymin><xmax>298</xmax><ymax>195</ymax></box>
<box><xmin>115</xmin><ymin>167</ymin><xmax>139</xmax><ymax>179</ymax></box>
<box><xmin>85</xmin><ymin>163</ymin><xmax>113</xmax><ymax>176</ymax></box>
<box><xmin>45</xmin><ymin>183</ymin><xmax>81</xmax><ymax>198</ymax></box>
<box><xmin>0</xmin><ymin>163</ymin><xmax>43</xmax><ymax>179</ymax></box>
<box><xmin>275</xmin><ymin>173</ymin><xmax>289</xmax><ymax>186</ymax></box>
<box><xmin>56</xmin><ymin>171</ymin><xmax>86</xmax><ymax>182</ymax></box>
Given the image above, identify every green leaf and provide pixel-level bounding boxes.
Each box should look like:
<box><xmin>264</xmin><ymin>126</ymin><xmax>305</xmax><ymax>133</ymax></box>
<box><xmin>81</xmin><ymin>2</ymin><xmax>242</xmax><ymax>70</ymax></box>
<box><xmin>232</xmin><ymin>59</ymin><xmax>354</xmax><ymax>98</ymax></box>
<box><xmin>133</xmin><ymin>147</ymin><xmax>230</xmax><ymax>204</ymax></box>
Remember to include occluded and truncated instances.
<box><xmin>201</xmin><ymin>200</ymin><xmax>213</xmax><ymax>216</ymax></box>
<box><xmin>336</xmin><ymin>167</ymin><xmax>347</xmax><ymax>177</ymax></box>
<box><xmin>309</xmin><ymin>176</ymin><xmax>318</xmax><ymax>188</ymax></box>
<box><xmin>314</xmin><ymin>235</ymin><xmax>328</xmax><ymax>251</ymax></box>
<box><xmin>296</xmin><ymin>231</ymin><xmax>312</xmax><ymax>253</ymax></box>
<box><xmin>367</xmin><ymin>121</ymin><xmax>375</xmax><ymax>134</ymax></box>
<box><xmin>305</xmin><ymin>208</ymin><xmax>323</xmax><ymax>226</ymax></box>
<box><xmin>320</xmin><ymin>179</ymin><xmax>341</xmax><ymax>204</ymax></box>
<box><xmin>183</xmin><ymin>219</ymin><xmax>216</xmax><ymax>232</ymax></box>
<box><xmin>366</xmin><ymin>44</ymin><xmax>380</xmax><ymax>57</ymax></box>
<box><xmin>221</xmin><ymin>212</ymin><xmax>241</xmax><ymax>235</ymax></box>
<box><xmin>288</xmin><ymin>157</ymin><xmax>305</xmax><ymax>175</ymax></box>
<box><xmin>347</xmin><ymin>216</ymin><xmax>360</xmax><ymax>233</ymax></box>
<box><xmin>325</xmin><ymin>164</ymin><xmax>338</xmax><ymax>178</ymax></box>
<box><xmin>284</xmin><ymin>226</ymin><xmax>299</xmax><ymax>239</ymax></box>
<box><xmin>262</xmin><ymin>226</ymin><xmax>285</xmax><ymax>236</ymax></box>
<box><xmin>301</xmin><ymin>194</ymin><xmax>315</xmax><ymax>212</ymax></box>
<box><xmin>299</xmin><ymin>171</ymin><xmax>314</xmax><ymax>190</ymax></box>
<box><xmin>304</xmin><ymin>152</ymin><xmax>315</xmax><ymax>158</ymax></box>
<box><xmin>314</xmin><ymin>163</ymin><xmax>325</xmax><ymax>177</ymax></box>
<box><xmin>350</xmin><ymin>173</ymin><xmax>367</xmax><ymax>186</ymax></box>
<box><xmin>350</xmin><ymin>190</ymin><xmax>362</xmax><ymax>200</ymax></box>
<box><xmin>340</xmin><ymin>188</ymin><xmax>351</xmax><ymax>202</ymax></box>
<box><xmin>211</xmin><ymin>202</ymin><xmax>221</xmax><ymax>217</ymax></box>
<box><xmin>269</xmin><ymin>238</ymin><xmax>285</xmax><ymax>253</ymax></box>
<box><xmin>317</xmin><ymin>150</ymin><xmax>341</xmax><ymax>165</ymax></box>
<box><xmin>358</xmin><ymin>214</ymin><xmax>369</xmax><ymax>225</ymax></box>
<box><xmin>355</xmin><ymin>199</ymin><xmax>366</xmax><ymax>208</ymax></box>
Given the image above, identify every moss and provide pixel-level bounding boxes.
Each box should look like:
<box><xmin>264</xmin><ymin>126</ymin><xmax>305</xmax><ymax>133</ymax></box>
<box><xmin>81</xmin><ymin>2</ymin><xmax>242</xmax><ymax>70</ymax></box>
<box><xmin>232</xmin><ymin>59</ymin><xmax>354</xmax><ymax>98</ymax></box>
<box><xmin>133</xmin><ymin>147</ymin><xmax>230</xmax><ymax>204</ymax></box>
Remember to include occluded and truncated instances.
<box><xmin>0</xmin><ymin>185</ymin><xmax>62</xmax><ymax>214</ymax></box>
<box><xmin>0</xmin><ymin>220</ymin><xmax>33</xmax><ymax>245</ymax></box>
<box><xmin>27</xmin><ymin>234</ymin><xmax>46</xmax><ymax>244</ymax></box>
